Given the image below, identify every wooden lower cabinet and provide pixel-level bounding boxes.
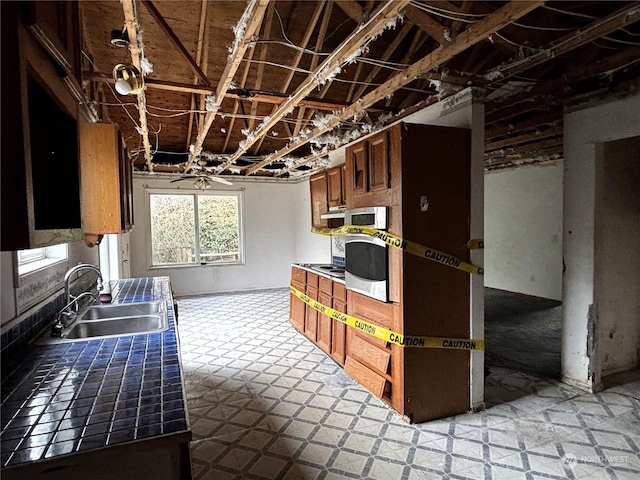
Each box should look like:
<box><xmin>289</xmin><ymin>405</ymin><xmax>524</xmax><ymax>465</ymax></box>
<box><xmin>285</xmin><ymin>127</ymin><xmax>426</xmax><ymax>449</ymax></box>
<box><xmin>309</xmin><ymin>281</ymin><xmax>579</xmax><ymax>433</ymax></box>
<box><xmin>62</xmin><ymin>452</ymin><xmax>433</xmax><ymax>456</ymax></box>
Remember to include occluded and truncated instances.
<box><xmin>316</xmin><ymin>277</ymin><xmax>333</xmax><ymax>354</ymax></box>
<box><xmin>304</xmin><ymin>273</ymin><xmax>319</xmax><ymax>342</ymax></box>
<box><xmin>330</xmin><ymin>283</ymin><xmax>347</xmax><ymax>366</ymax></box>
<box><xmin>289</xmin><ymin>267</ymin><xmax>306</xmax><ymax>333</ymax></box>
<box><xmin>290</xmin><ymin>266</ymin><xmax>347</xmax><ymax>366</ymax></box>
<box><xmin>345</xmin><ymin>290</ymin><xmax>400</xmax><ymax>409</ymax></box>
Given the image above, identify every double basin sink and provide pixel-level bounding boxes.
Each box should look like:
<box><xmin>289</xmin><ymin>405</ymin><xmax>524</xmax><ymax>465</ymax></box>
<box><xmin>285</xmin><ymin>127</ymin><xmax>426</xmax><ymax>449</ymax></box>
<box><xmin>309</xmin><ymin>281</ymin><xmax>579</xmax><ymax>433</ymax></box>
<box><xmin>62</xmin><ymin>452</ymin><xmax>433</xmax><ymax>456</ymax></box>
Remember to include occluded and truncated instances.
<box><xmin>37</xmin><ymin>301</ymin><xmax>168</xmax><ymax>344</ymax></box>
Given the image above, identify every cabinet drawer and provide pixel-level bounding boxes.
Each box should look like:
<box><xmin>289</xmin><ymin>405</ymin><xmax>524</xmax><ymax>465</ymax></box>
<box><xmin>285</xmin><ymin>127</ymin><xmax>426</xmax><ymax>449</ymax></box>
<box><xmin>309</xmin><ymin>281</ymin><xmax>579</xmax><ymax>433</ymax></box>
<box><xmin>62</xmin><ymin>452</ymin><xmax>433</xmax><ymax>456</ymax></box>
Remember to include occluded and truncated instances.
<box><xmin>333</xmin><ymin>282</ymin><xmax>346</xmax><ymax>302</ymax></box>
<box><xmin>344</xmin><ymin>357</ymin><xmax>387</xmax><ymax>398</ymax></box>
<box><xmin>292</xmin><ymin>267</ymin><xmax>306</xmax><ymax>284</ymax></box>
<box><xmin>347</xmin><ymin>290</ymin><xmax>396</xmax><ymax>330</ymax></box>
<box><xmin>350</xmin><ymin>335</ymin><xmax>390</xmax><ymax>376</ymax></box>
<box><xmin>319</xmin><ymin>276</ymin><xmax>333</xmax><ymax>295</ymax></box>
<box><xmin>307</xmin><ymin>272</ymin><xmax>319</xmax><ymax>289</ymax></box>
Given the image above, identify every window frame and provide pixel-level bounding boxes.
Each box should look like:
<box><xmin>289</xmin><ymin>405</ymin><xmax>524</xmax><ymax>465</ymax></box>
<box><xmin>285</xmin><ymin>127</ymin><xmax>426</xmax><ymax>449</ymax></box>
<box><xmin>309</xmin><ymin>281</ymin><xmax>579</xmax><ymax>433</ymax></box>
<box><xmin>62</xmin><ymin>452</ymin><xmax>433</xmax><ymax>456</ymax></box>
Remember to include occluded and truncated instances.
<box><xmin>146</xmin><ymin>188</ymin><xmax>245</xmax><ymax>269</ymax></box>
<box><xmin>16</xmin><ymin>244</ymin><xmax>68</xmax><ymax>278</ymax></box>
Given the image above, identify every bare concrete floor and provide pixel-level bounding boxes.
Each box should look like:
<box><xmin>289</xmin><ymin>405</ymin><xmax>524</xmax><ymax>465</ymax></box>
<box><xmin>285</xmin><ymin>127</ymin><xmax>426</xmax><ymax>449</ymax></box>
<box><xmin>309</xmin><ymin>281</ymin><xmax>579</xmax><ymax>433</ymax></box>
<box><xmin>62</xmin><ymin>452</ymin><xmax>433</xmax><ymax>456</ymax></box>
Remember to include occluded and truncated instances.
<box><xmin>484</xmin><ymin>287</ymin><xmax>562</xmax><ymax>380</ymax></box>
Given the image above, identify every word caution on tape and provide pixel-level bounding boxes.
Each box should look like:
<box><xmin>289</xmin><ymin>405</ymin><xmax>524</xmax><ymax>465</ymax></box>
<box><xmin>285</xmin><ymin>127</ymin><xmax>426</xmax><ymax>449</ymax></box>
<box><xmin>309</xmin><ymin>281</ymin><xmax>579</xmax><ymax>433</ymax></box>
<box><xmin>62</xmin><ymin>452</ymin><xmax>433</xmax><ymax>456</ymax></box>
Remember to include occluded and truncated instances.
<box><xmin>290</xmin><ymin>286</ymin><xmax>484</xmax><ymax>351</ymax></box>
<box><xmin>312</xmin><ymin>226</ymin><xmax>484</xmax><ymax>276</ymax></box>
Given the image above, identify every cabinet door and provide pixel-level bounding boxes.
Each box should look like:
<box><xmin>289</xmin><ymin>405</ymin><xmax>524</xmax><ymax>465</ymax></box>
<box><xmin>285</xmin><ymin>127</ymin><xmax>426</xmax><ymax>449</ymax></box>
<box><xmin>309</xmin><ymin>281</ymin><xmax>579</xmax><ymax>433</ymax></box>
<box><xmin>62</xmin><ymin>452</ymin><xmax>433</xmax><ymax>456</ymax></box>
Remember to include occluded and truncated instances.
<box><xmin>349</xmin><ymin>142</ymin><xmax>368</xmax><ymax>194</ymax></box>
<box><xmin>304</xmin><ymin>286</ymin><xmax>319</xmax><ymax>342</ymax></box>
<box><xmin>331</xmin><ymin>298</ymin><xmax>347</xmax><ymax>366</ymax></box>
<box><xmin>309</xmin><ymin>172</ymin><xmax>328</xmax><ymax>228</ymax></box>
<box><xmin>368</xmin><ymin>131</ymin><xmax>389</xmax><ymax>192</ymax></box>
<box><xmin>327</xmin><ymin>166</ymin><xmax>343</xmax><ymax>207</ymax></box>
<box><xmin>290</xmin><ymin>279</ymin><xmax>306</xmax><ymax>332</ymax></box>
<box><xmin>317</xmin><ymin>291</ymin><xmax>332</xmax><ymax>354</ymax></box>
<box><xmin>80</xmin><ymin>122</ymin><xmax>122</xmax><ymax>240</ymax></box>
<box><xmin>118</xmin><ymin>132</ymin><xmax>134</xmax><ymax>231</ymax></box>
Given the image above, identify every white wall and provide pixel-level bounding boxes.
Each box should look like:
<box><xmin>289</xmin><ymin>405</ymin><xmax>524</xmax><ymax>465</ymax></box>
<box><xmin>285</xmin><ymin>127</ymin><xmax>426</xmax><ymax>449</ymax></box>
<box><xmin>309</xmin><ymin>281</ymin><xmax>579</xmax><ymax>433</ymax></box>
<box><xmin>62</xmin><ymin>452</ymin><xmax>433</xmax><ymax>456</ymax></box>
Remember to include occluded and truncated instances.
<box><xmin>562</xmin><ymin>90</ymin><xmax>640</xmax><ymax>390</ymax></box>
<box><xmin>484</xmin><ymin>163</ymin><xmax>563</xmax><ymax>300</ymax></box>
<box><xmin>129</xmin><ymin>175</ymin><xmax>331</xmax><ymax>296</ymax></box>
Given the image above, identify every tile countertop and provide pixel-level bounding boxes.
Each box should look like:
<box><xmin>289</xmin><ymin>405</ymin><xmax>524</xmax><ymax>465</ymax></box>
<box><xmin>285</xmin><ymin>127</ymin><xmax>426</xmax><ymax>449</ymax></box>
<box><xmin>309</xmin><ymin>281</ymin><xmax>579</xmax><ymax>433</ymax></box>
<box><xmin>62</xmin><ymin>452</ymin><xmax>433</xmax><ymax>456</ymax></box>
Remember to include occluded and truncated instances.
<box><xmin>0</xmin><ymin>277</ymin><xmax>191</xmax><ymax>469</ymax></box>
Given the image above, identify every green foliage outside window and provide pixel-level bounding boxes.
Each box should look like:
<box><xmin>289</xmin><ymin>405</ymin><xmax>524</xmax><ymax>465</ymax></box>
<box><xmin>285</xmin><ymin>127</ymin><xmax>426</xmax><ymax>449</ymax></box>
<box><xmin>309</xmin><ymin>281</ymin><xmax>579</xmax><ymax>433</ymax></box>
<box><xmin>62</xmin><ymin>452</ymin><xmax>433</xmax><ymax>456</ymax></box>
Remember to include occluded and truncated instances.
<box><xmin>149</xmin><ymin>192</ymin><xmax>241</xmax><ymax>266</ymax></box>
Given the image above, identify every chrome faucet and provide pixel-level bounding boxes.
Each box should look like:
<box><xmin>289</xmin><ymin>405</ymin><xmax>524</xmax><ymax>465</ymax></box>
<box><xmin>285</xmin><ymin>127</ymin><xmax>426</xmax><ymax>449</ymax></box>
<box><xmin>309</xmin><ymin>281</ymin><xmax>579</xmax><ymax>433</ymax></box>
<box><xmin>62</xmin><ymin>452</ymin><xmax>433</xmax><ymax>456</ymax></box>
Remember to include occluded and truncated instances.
<box><xmin>51</xmin><ymin>291</ymin><xmax>99</xmax><ymax>337</ymax></box>
<box><xmin>64</xmin><ymin>263</ymin><xmax>103</xmax><ymax>307</ymax></box>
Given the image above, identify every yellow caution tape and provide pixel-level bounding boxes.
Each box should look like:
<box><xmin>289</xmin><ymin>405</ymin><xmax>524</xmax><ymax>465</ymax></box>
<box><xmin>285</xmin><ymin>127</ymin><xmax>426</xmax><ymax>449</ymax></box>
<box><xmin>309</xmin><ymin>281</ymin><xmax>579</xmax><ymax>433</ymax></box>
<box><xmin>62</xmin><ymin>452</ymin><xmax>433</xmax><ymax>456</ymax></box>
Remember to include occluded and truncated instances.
<box><xmin>465</xmin><ymin>239</ymin><xmax>484</xmax><ymax>250</ymax></box>
<box><xmin>312</xmin><ymin>226</ymin><xmax>484</xmax><ymax>276</ymax></box>
<box><xmin>290</xmin><ymin>285</ymin><xmax>484</xmax><ymax>351</ymax></box>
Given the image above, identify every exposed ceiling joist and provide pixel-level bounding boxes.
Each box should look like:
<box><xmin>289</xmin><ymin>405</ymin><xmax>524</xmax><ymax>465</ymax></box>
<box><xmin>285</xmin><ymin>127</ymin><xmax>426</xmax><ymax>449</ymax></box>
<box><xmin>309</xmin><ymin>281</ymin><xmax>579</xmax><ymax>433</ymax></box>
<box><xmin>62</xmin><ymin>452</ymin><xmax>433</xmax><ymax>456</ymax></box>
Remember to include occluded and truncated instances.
<box><xmin>486</xmin><ymin>125</ymin><xmax>563</xmax><ymax>151</ymax></box>
<box><xmin>483</xmin><ymin>2</ymin><xmax>640</xmax><ymax>81</ymax></box>
<box><xmin>404</xmin><ymin>4</ymin><xmax>447</xmax><ymax>45</ymax></box>
<box><xmin>291</xmin><ymin>0</ymin><xmax>334</xmax><ymax>138</ymax></box>
<box><xmin>185</xmin><ymin>0</ymin><xmax>209</xmax><ymax>151</ymax></box>
<box><xmin>486</xmin><ymin>44</ymin><xmax>640</xmax><ymax>117</ymax></box>
<box><xmin>221</xmin><ymin>0</ymin><xmax>411</xmax><ymax>174</ymax></box>
<box><xmin>122</xmin><ymin>0</ymin><xmax>153</xmax><ymax>172</ymax></box>
<box><xmin>249</xmin><ymin>0</ymin><xmax>545</xmax><ymax>174</ymax></box>
<box><xmin>140</xmin><ymin>0</ymin><xmax>210</xmax><ymax>85</ymax></box>
<box><xmin>185</xmin><ymin>0</ymin><xmax>270</xmax><ymax>171</ymax></box>
<box><xmin>335</xmin><ymin>0</ymin><xmax>364</xmax><ymax>23</ymax></box>
<box><xmin>220</xmin><ymin>0</ymin><xmax>411</xmax><ymax>173</ymax></box>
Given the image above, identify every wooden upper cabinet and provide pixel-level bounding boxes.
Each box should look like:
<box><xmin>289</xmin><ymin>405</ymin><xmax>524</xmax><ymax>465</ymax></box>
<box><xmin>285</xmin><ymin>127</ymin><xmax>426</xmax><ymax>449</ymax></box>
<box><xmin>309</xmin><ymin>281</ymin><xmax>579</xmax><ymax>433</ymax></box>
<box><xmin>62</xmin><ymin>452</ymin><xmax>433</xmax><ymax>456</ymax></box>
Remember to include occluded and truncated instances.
<box><xmin>79</xmin><ymin>122</ymin><xmax>134</xmax><ymax>247</ymax></box>
<box><xmin>368</xmin><ymin>131</ymin><xmax>389</xmax><ymax>191</ymax></box>
<box><xmin>309</xmin><ymin>171</ymin><xmax>329</xmax><ymax>228</ymax></box>
<box><xmin>22</xmin><ymin>1</ymin><xmax>81</xmax><ymax>81</ymax></box>
<box><xmin>345</xmin><ymin>129</ymin><xmax>394</xmax><ymax>208</ymax></box>
<box><xmin>1</xmin><ymin>4</ymin><xmax>83</xmax><ymax>250</ymax></box>
<box><xmin>350</xmin><ymin>142</ymin><xmax>368</xmax><ymax>195</ymax></box>
<box><xmin>327</xmin><ymin>165</ymin><xmax>345</xmax><ymax>208</ymax></box>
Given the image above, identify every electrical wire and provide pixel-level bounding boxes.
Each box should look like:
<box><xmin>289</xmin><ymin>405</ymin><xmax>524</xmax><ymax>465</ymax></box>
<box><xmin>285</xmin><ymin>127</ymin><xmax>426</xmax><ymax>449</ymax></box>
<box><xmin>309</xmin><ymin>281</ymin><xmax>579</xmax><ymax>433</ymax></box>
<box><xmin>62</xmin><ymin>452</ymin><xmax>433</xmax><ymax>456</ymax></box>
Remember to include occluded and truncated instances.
<box><xmin>409</xmin><ymin>1</ymin><xmax>483</xmax><ymax>23</ymax></box>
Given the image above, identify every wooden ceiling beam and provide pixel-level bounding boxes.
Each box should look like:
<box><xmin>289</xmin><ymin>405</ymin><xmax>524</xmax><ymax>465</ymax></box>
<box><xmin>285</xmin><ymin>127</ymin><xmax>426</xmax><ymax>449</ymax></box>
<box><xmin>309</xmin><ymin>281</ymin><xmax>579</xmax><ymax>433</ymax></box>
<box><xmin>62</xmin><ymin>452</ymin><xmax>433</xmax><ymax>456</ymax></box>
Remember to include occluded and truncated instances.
<box><xmin>139</xmin><ymin>0</ymin><xmax>210</xmax><ymax>86</ymax></box>
<box><xmin>185</xmin><ymin>0</ymin><xmax>270</xmax><ymax>171</ymax></box>
<box><xmin>122</xmin><ymin>0</ymin><xmax>153</xmax><ymax>172</ymax></box>
<box><xmin>223</xmin><ymin>0</ymin><xmax>411</xmax><ymax>174</ymax></box>
<box><xmin>486</xmin><ymin>112</ymin><xmax>563</xmax><ymax>140</ymax></box>
<box><xmin>335</xmin><ymin>0</ymin><xmax>364</xmax><ymax>23</ymax></box>
<box><xmin>485</xmin><ymin>125</ymin><xmax>563</xmax><ymax>151</ymax></box>
<box><xmin>486</xmin><ymin>45</ymin><xmax>640</xmax><ymax>117</ymax></box>
<box><xmin>483</xmin><ymin>2</ymin><xmax>640</xmax><ymax>81</ymax></box>
<box><xmin>84</xmin><ymin>72</ymin><xmax>394</xmax><ymax>113</ymax></box>
<box><xmin>223</xmin><ymin>44</ymin><xmax>257</xmax><ymax>153</ymax></box>
<box><xmin>404</xmin><ymin>4</ymin><xmax>447</xmax><ymax>45</ymax></box>
<box><xmin>292</xmin><ymin>0</ymin><xmax>334</xmax><ymax>138</ymax></box>
<box><xmin>252</xmin><ymin>1</ymin><xmax>545</xmax><ymax>171</ymax></box>
<box><xmin>185</xmin><ymin>0</ymin><xmax>209</xmax><ymax>151</ymax></box>
<box><xmin>350</xmin><ymin>22</ymin><xmax>413</xmax><ymax>101</ymax></box>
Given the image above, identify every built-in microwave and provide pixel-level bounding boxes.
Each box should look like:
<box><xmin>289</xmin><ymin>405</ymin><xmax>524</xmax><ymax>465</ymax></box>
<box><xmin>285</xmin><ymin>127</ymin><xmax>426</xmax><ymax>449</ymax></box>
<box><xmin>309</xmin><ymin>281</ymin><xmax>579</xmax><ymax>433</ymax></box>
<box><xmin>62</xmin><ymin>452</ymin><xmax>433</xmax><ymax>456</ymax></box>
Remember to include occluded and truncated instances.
<box><xmin>344</xmin><ymin>206</ymin><xmax>388</xmax><ymax>302</ymax></box>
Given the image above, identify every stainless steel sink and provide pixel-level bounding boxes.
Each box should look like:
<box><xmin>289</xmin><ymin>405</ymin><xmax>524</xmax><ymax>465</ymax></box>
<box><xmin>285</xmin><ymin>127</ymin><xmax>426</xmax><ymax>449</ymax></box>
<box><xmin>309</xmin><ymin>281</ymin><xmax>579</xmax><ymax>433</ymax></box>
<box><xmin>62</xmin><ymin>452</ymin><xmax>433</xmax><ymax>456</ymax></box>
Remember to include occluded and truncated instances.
<box><xmin>37</xmin><ymin>301</ymin><xmax>168</xmax><ymax>344</ymax></box>
<box><xmin>79</xmin><ymin>301</ymin><xmax>164</xmax><ymax>320</ymax></box>
<box><xmin>65</xmin><ymin>315</ymin><xmax>167</xmax><ymax>339</ymax></box>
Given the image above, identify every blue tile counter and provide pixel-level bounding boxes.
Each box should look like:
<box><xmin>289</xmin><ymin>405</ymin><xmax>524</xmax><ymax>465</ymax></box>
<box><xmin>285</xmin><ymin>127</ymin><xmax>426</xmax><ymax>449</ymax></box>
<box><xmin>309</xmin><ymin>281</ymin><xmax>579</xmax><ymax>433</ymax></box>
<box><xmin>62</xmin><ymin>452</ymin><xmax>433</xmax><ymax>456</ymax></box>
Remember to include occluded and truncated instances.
<box><xmin>0</xmin><ymin>277</ymin><xmax>192</xmax><ymax>479</ymax></box>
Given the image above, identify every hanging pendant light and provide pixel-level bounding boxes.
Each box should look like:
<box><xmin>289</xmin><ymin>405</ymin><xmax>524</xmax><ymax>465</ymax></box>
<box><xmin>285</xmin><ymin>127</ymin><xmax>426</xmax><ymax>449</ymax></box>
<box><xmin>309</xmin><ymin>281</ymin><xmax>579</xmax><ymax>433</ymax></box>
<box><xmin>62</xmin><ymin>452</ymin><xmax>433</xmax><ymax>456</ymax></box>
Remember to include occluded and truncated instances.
<box><xmin>112</xmin><ymin>64</ymin><xmax>143</xmax><ymax>95</ymax></box>
<box><xmin>194</xmin><ymin>177</ymin><xmax>211</xmax><ymax>190</ymax></box>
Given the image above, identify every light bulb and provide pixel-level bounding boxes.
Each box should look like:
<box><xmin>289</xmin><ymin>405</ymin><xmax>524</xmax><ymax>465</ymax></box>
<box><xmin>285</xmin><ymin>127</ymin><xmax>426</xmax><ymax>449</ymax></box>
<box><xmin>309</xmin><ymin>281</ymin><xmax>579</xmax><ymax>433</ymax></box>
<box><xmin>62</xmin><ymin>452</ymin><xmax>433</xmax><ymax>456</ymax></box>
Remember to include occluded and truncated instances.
<box><xmin>115</xmin><ymin>78</ymin><xmax>132</xmax><ymax>95</ymax></box>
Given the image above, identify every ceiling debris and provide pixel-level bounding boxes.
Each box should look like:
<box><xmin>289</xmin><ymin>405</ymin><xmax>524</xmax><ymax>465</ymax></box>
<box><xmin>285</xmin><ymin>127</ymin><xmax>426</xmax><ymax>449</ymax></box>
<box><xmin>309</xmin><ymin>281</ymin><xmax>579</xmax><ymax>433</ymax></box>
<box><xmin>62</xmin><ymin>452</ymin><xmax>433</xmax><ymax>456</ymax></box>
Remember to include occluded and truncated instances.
<box><xmin>77</xmin><ymin>1</ymin><xmax>640</xmax><ymax>178</ymax></box>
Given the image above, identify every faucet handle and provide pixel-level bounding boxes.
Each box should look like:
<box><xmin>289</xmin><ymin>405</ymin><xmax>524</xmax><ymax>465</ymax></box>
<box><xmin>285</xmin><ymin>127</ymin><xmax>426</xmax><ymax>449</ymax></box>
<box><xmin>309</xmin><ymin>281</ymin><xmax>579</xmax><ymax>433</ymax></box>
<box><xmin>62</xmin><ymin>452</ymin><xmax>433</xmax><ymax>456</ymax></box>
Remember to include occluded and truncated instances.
<box><xmin>51</xmin><ymin>322</ymin><xmax>64</xmax><ymax>338</ymax></box>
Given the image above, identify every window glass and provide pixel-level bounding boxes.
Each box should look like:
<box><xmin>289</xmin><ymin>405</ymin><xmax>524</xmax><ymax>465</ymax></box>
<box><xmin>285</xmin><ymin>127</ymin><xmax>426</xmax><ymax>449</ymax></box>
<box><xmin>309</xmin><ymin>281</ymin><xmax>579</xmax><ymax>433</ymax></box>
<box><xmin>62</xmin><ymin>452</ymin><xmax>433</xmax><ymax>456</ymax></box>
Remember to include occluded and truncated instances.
<box><xmin>17</xmin><ymin>244</ymin><xmax>68</xmax><ymax>276</ymax></box>
<box><xmin>149</xmin><ymin>191</ymin><xmax>242</xmax><ymax>267</ymax></box>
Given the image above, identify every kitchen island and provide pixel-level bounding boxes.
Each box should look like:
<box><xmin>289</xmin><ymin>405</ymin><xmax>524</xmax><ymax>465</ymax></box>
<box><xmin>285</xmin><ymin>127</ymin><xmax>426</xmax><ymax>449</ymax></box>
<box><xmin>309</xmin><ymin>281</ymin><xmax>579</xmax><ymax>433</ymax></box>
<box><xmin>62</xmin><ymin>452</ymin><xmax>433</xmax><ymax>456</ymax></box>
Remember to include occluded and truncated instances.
<box><xmin>0</xmin><ymin>277</ymin><xmax>192</xmax><ymax>480</ymax></box>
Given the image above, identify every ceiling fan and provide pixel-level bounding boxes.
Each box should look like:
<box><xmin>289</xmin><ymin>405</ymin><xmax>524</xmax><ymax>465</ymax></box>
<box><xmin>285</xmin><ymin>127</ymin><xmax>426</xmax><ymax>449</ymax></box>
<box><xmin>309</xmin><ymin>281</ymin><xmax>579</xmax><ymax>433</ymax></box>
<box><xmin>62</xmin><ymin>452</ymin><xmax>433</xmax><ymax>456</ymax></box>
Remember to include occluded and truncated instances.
<box><xmin>170</xmin><ymin>159</ymin><xmax>233</xmax><ymax>189</ymax></box>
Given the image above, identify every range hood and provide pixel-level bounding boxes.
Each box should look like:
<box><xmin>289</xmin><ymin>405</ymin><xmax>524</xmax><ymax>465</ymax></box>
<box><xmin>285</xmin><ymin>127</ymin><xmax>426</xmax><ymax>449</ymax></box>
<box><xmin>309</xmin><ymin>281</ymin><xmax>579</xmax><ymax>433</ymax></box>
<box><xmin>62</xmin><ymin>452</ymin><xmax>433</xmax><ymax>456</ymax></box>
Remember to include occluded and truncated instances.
<box><xmin>320</xmin><ymin>206</ymin><xmax>346</xmax><ymax>219</ymax></box>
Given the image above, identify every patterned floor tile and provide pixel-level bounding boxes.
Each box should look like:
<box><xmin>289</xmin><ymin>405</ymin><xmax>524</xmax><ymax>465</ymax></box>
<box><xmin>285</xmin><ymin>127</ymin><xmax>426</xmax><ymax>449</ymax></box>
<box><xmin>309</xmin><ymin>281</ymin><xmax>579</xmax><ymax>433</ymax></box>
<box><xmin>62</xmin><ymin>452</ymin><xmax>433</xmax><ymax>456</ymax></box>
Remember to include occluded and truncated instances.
<box><xmin>177</xmin><ymin>288</ymin><xmax>640</xmax><ymax>480</ymax></box>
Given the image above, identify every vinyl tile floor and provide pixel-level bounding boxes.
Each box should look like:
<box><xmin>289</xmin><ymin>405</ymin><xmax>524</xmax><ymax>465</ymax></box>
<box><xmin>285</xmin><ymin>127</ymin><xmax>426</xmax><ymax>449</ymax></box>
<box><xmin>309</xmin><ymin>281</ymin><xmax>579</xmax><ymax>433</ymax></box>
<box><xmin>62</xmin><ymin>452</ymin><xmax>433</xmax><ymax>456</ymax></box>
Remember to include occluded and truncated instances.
<box><xmin>176</xmin><ymin>288</ymin><xmax>640</xmax><ymax>480</ymax></box>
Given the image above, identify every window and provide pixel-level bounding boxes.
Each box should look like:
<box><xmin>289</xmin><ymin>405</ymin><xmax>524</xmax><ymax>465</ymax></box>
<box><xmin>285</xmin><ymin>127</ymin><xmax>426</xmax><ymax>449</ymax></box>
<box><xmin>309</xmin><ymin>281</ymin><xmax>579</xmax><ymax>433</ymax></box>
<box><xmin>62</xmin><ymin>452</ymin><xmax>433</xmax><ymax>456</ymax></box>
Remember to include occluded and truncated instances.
<box><xmin>17</xmin><ymin>244</ymin><xmax>68</xmax><ymax>276</ymax></box>
<box><xmin>148</xmin><ymin>190</ymin><xmax>243</xmax><ymax>267</ymax></box>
